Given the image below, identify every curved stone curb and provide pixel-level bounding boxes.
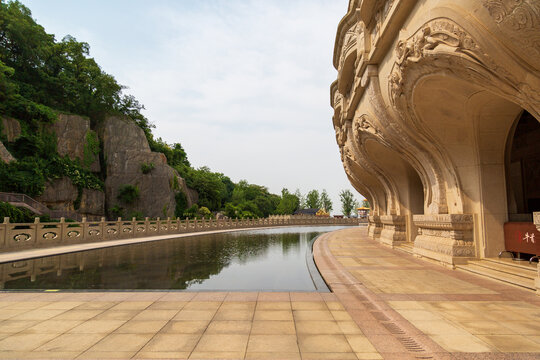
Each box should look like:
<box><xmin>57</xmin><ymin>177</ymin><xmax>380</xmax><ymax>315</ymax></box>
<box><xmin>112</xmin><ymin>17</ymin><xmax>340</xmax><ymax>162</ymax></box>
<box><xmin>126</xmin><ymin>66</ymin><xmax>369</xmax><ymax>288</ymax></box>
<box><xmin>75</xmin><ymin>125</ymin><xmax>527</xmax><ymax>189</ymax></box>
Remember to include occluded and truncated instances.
<box><xmin>313</xmin><ymin>227</ymin><xmax>448</xmax><ymax>358</ymax></box>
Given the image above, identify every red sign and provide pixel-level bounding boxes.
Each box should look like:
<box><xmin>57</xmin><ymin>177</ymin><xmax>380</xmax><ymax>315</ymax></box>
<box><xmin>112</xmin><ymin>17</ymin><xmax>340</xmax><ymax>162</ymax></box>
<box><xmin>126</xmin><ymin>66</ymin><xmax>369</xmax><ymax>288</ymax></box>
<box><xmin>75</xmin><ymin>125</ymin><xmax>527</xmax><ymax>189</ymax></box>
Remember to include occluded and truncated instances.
<box><xmin>503</xmin><ymin>222</ymin><xmax>540</xmax><ymax>255</ymax></box>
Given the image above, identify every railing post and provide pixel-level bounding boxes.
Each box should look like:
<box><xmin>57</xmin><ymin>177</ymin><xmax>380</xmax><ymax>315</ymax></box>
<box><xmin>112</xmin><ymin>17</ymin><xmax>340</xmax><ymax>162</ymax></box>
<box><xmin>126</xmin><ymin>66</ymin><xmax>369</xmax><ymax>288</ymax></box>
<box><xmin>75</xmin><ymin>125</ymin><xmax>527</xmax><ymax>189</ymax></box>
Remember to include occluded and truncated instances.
<box><xmin>0</xmin><ymin>217</ymin><xmax>7</xmax><ymax>249</ymax></box>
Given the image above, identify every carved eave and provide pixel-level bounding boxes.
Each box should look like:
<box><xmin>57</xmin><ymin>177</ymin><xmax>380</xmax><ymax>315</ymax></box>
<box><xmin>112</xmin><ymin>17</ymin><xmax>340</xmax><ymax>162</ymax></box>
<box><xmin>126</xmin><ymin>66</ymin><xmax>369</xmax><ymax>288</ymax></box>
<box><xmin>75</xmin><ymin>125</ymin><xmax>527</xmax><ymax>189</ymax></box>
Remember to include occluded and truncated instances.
<box><xmin>333</xmin><ymin>1</ymin><xmax>361</xmax><ymax>69</ymax></box>
<box><xmin>330</xmin><ymin>80</ymin><xmax>338</xmax><ymax>108</ymax></box>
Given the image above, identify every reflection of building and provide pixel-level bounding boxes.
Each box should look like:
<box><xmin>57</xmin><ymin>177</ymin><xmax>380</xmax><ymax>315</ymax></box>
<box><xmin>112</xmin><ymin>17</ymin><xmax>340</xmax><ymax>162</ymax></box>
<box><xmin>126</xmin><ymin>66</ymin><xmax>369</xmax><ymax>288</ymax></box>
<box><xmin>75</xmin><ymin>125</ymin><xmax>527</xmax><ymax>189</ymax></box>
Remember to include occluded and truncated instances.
<box><xmin>332</xmin><ymin>1</ymin><xmax>540</xmax><ymax>273</ymax></box>
<box><xmin>357</xmin><ymin>207</ymin><xmax>370</xmax><ymax>219</ymax></box>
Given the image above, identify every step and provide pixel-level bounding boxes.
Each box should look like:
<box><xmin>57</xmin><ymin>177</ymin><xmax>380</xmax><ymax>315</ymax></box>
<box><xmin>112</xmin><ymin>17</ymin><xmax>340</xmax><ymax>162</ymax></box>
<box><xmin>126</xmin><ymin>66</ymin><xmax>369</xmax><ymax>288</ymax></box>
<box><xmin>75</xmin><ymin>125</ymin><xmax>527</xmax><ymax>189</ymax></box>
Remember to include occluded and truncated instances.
<box><xmin>394</xmin><ymin>242</ymin><xmax>414</xmax><ymax>255</ymax></box>
<box><xmin>482</xmin><ymin>257</ymin><xmax>538</xmax><ymax>273</ymax></box>
<box><xmin>456</xmin><ymin>263</ymin><xmax>535</xmax><ymax>291</ymax></box>
<box><xmin>466</xmin><ymin>259</ymin><xmax>536</xmax><ymax>280</ymax></box>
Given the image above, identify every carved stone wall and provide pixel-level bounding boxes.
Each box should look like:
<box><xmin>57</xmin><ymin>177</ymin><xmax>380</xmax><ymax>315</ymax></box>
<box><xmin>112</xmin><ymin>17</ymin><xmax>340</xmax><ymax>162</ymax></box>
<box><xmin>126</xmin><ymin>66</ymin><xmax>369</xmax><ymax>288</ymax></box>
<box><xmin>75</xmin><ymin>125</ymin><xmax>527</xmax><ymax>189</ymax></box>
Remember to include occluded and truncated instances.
<box><xmin>332</xmin><ymin>0</ymin><xmax>540</xmax><ymax>268</ymax></box>
<box><xmin>413</xmin><ymin>214</ymin><xmax>475</xmax><ymax>266</ymax></box>
<box><xmin>379</xmin><ymin>215</ymin><xmax>406</xmax><ymax>247</ymax></box>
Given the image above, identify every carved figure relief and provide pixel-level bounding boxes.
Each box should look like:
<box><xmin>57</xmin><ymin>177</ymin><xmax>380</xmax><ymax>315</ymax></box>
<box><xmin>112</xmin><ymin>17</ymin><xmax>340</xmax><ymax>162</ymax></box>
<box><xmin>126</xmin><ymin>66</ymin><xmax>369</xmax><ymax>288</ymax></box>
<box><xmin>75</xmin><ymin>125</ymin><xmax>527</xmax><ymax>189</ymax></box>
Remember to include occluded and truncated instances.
<box><xmin>483</xmin><ymin>0</ymin><xmax>540</xmax><ymax>58</ymax></box>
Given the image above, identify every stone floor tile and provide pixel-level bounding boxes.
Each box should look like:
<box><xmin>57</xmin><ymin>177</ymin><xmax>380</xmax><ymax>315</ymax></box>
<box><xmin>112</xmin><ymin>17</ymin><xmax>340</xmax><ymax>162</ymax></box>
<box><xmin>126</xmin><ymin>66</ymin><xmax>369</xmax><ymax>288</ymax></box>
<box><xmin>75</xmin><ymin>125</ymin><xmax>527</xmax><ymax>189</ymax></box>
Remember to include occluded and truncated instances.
<box><xmin>410</xmin><ymin>319</ymin><xmax>470</xmax><ymax>336</ymax></box>
<box><xmin>93</xmin><ymin>309</ymin><xmax>138</xmax><ymax>321</ymax></box>
<box><xmin>297</xmin><ymin>334</ymin><xmax>353</xmax><ymax>353</ymax></box>
<box><xmin>257</xmin><ymin>292</ymin><xmax>290</xmax><ymax>302</ymax></box>
<box><xmin>114</xmin><ymin>320</ymin><xmax>167</xmax><ymax>333</ymax></box>
<box><xmin>290</xmin><ymin>293</ymin><xmax>323</xmax><ymax>302</ymax></box>
<box><xmin>247</xmin><ymin>334</ymin><xmax>299</xmax><ymax>353</ymax></box>
<box><xmin>35</xmin><ymin>333</ymin><xmax>107</xmax><ymax>352</ymax></box>
<box><xmin>396</xmin><ymin>309</ymin><xmax>443</xmax><ymax>321</ymax></box>
<box><xmin>295</xmin><ymin>320</ymin><xmax>342</xmax><ymax>334</ymax></box>
<box><xmin>23</xmin><ymin>319</ymin><xmax>82</xmax><ymax>334</ymax></box>
<box><xmin>214</xmin><ymin>309</ymin><xmax>254</xmax><ymax>321</ymax></box>
<box><xmin>76</xmin><ymin>351</ymin><xmax>136</xmax><ymax>359</ymax></box>
<box><xmin>74</xmin><ymin>302</ymin><xmax>116</xmax><ymax>310</ymax></box>
<box><xmin>255</xmin><ymin>302</ymin><xmax>291</xmax><ymax>310</ymax></box>
<box><xmin>141</xmin><ymin>333</ymin><xmax>200</xmax><ymax>352</ymax></box>
<box><xmin>250</xmin><ymin>320</ymin><xmax>296</xmax><ymax>335</ymax></box>
<box><xmin>499</xmin><ymin>320</ymin><xmax>540</xmax><ymax>335</ymax></box>
<box><xmin>331</xmin><ymin>310</ymin><xmax>353</xmax><ymax>321</ymax></box>
<box><xmin>147</xmin><ymin>301</ymin><xmax>187</xmax><ymax>310</ymax></box>
<box><xmin>14</xmin><ymin>309</ymin><xmax>66</xmax><ymax>321</ymax></box>
<box><xmin>245</xmin><ymin>351</ymin><xmax>301</xmax><ymax>359</ymax></box>
<box><xmin>1</xmin><ymin>302</ymin><xmax>48</xmax><ymax>310</ymax></box>
<box><xmin>188</xmin><ymin>351</ymin><xmax>245</xmax><ymax>359</ymax></box>
<box><xmin>325</xmin><ymin>301</ymin><xmax>345</xmax><ymax>310</ymax></box>
<box><xmin>53</xmin><ymin>309</ymin><xmax>104</xmax><ymax>320</ymax></box>
<box><xmin>205</xmin><ymin>320</ymin><xmax>251</xmax><ymax>334</ymax></box>
<box><xmin>134</xmin><ymin>351</ymin><xmax>190</xmax><ymax>359</ymax></box>
<box><xmin>0</xmin><ymin>333</ymin><xmax>60</xmax><ymax>351</ymax></box>
<box><xmin>0</xmin><ymin>320</ymin><xmax>38</xmax><ymax>333</ymax></box>
<box><xmin>67</xmin><ymin>319</ymin><xmax>126</xmax><ymax>333</ymax></box>
<box><xmin>355</xmin><ymin>352</ymin><xmax>383</xmax><ymax>360</ymax></box>
<box><xmin>337</xmin><ymin>321</ymin><xmax>363</xmax><ymax>335</ymax></box>
<box><xmin>300</xmin><ymin>352</ymin><xmax>358</xmax><ymax>359</ymax></box>
<box><xmin>345</xmin><ymin>335</ymin><xmax>377</xmax><ymax>353</ymax></box>
<box><xmin>131</xmin><ymin>309</ymin><xmax>179</xmax><ymax>321</ymax></box>
<box><xmin>430</xmin><ymin>334</ymin><xmax>494</xmax><ymax>352</ymax></box>
<box><xmin>220</xmin><ymin>301</ymin><xmax>256</xmax><ymax>310</ymax></box>
<box><xmin>293</xmin><ymin>310</ymin><xmax>334</xmax><ymax>321</ymax></box>
<box><xmin>0</xmin><ymin>351</ymin><xmax>81</xmax><ymax>359</ymax></box>
<box><xmin>254</xmin><ymin>310</ymin><xmax>293</xmax><ymax>321</ymax></box>
<box><xmin>191</xmin><ymin>292</ymin><xmax>228</xmax><ymax>301</ymax></box>
<box><xmin>184</xmin><ymin>301</ymin><xmax>222</xmax><ymax>310</ymax></box>
<box><xmin>87</xmin><ymin>333</ymin><xmax>153</xmax><ymax>352</ymax></box>
<box><xmin>157</xmin><ymin>292</ymin><xmax>196</xmax><ymax>301</ymax></box>
<box><xmin>476</xmin><ymin>334</ymin><xmax>540</xmax><ymax>352</ymax></box>
<box><xmin>173</xmin><ymin>309</ymin><xmax>217</xmax><ymax>321</ymax></box>
<box><xmin>160</xmin><ymin>320</ymin><xmax>209</xmax><ymax>334</ymax></box>
<box><xmin>291</xmin><ymin>302</ymin><xmax>328</xmax><ymax>310</ymax></box>
<box><xmin>458</xmin><ymin>320</ymin><xmax>516</xmax><ymax>335</ymax></box>
<box><xmin>0</xmin><ymin>308</ymin><xmax>28</xmax><ymax>320</ymax></box>
<box><xmin>194</xmin><ymin>334</ymin><xmax>249</xmax><ymax>352</ymax></box>
<box><xmin>39</xmin><ymin>302</ymin><xmax>83</xmax><ymax>310</ymax></box>
<box><xmin>224</xmin><ymin>292</ymin><xmax>258</xmax><ymax>302</ymax></box>
<box><xmin>108</xmin><ymin>301</ymin><xmax>153</xmax><ymax>310</ymax></box>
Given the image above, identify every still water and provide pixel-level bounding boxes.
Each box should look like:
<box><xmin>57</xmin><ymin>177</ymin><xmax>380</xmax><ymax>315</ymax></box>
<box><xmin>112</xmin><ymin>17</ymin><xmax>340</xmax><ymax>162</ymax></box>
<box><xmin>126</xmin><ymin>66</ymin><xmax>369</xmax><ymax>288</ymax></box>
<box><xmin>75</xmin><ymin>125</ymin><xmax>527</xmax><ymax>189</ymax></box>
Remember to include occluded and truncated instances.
<box><xmin>2</xmin><ymin>226</ymin><xmax>351</xmax><ymax>291</ymax></box>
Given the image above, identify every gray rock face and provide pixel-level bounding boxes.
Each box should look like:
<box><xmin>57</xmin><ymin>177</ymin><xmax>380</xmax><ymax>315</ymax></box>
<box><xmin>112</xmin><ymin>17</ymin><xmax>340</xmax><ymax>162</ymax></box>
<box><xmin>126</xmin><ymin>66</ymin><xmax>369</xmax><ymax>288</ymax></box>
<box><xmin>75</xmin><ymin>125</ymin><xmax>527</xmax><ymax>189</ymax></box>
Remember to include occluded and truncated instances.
<box><xmin>36</xmin><ymin>177</ymin><xmax>105</xmax><ymax>218</ymax></box>
<box><xmin>0</xmin><ymin>141</ymin><xmax>15</xmax><ymax>164</ymax></box>
<box><xmin>80</xmin><ymin>188</ymin><xmax>105</xmax><ymax>217</ymax></box>
<box><xmin>52</xmin><ymin>114</ymin><xmax>100</xmax><ymax>172</ymax></box>
<box><xmin>100</xmin><ymin>116</ymin><xmax>195</xmax><ymax>219</ymax></box>
<box><xmin>1</xmin><ymin>117</ymin><xmax>21</xmax><ymax>142</ymax></box>
<box><xmin>36</xmin><ymin>177</ymin><xmax>78</xmax><ymax>211</ymax></box>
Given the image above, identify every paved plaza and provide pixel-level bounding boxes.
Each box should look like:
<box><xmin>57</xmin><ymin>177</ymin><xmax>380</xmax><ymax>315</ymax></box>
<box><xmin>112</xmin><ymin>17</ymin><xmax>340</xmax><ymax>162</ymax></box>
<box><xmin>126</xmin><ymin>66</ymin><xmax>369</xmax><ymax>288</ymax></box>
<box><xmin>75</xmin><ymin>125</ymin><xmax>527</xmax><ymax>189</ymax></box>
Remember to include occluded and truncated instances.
<box><xmin>0</xmin><ymin>227</ymin><xmax>538</xmax><ymax>359</ymax></box>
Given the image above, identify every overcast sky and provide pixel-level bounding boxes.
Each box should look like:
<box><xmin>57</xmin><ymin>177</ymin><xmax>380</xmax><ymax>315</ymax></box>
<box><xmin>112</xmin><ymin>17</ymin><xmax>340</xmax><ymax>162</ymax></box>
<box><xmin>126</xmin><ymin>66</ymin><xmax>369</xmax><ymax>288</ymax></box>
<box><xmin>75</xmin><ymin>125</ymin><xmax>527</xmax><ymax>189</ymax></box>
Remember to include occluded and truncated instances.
<box><xmin>20</xmin><ymin>0</ymin><xmax>364</xmax><ymax>213</ymax></box>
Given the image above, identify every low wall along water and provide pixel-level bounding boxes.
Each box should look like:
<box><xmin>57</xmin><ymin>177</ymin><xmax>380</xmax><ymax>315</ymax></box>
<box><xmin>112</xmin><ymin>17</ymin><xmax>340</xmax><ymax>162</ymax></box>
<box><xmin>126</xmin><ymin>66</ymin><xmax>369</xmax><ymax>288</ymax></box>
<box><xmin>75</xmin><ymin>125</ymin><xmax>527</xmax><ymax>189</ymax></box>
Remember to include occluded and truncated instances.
<box><xmin>0</xmin><ymin>216</ymin><xmax>361</xmax><ymax>253</ymax></box>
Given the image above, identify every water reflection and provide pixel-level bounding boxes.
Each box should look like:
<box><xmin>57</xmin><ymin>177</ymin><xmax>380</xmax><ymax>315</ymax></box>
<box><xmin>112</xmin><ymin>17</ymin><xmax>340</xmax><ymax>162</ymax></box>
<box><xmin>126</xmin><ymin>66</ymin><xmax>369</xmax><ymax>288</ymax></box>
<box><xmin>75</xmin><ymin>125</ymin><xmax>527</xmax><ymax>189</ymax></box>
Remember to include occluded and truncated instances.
<box><xmin>1</xmin><ymin>226</ymin><xmax>349</xmax><ymax>291</ymax></box>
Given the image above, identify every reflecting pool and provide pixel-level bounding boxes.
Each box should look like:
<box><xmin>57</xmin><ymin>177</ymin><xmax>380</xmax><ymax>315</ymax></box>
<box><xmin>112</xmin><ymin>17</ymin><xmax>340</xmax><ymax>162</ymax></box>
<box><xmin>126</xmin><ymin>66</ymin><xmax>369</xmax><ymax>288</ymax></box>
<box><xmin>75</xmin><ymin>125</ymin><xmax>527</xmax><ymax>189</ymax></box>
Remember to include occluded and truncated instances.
<box><xmin>1</xmin><ymin>226</ymin><xmax>352</xmax><ymax>291</ymax></box>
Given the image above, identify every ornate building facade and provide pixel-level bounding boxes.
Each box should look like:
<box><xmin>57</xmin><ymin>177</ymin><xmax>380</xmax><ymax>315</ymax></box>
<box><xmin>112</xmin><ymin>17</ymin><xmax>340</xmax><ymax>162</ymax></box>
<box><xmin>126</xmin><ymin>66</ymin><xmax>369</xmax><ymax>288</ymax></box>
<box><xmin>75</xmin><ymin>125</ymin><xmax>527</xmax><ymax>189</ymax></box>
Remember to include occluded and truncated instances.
<box><xmin>332</xmin><ymin>0</ymin><xmax>540</xmax><ymax>276</ymax></box>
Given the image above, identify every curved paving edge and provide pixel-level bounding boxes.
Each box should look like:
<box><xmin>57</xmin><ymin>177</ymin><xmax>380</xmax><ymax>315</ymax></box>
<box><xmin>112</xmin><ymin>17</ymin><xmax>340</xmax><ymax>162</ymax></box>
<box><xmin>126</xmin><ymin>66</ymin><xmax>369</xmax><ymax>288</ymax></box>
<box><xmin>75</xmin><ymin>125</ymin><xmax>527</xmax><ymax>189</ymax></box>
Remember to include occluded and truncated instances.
<box><xmin>313</xmin><ymin>228</ymin><xmax>447</xmax><ymax>359</ymax></box>
<box><xmin>313</xmin><ymin>227</ymin><xmax>540</xmax><ymax>359</ymax></box>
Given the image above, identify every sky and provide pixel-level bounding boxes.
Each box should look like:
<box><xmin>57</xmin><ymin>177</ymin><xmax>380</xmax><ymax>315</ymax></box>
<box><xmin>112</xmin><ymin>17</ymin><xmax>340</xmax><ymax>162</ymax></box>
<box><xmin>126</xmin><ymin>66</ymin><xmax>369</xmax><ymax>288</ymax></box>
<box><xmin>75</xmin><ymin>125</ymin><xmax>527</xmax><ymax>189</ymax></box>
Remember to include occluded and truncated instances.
<box><xmin>19</xmin><ymin>0</ymin><xmax>364</xmax><ymax>214</ymax></box>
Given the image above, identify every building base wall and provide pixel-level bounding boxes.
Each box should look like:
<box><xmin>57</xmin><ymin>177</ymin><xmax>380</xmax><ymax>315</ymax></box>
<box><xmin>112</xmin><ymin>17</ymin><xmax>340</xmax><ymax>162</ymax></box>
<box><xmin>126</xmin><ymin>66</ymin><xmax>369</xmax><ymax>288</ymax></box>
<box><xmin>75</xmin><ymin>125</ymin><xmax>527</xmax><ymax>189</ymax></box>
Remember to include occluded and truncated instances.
<box><xmin>413</xmin><ymin>214</ymin><xmax>475</xmax><ymax>267</ymax></box>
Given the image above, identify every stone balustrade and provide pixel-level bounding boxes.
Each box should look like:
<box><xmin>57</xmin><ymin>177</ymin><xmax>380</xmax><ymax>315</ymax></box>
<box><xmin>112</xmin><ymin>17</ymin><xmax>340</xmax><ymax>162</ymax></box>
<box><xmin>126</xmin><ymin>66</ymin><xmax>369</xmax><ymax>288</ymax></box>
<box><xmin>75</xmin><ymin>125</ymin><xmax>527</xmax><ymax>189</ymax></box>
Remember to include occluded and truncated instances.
<box><xmin>0</xmin><ymin>216</ymin><xmax>361</xmax><ymax>254</ymax></box>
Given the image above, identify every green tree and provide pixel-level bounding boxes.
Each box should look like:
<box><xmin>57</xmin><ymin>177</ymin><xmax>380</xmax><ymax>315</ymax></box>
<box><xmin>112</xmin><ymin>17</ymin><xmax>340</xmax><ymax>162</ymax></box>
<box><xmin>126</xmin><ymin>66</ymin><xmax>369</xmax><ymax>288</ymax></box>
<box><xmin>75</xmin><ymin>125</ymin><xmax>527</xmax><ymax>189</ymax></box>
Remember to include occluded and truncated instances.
<box><xmin>305</xmin><ymin>190</ymin><xmax>320</xmax><ymax>209</ymax></box>
<box><xmin>339</xmin><ymin>189</ymin><xmax>357</xmax><ymax>217</ymax></box>
<box><xmin>362</xmin><ymin>199</ymin><xmax>370</xmax><ymax>208</ymax></box>
<box><xmin>320</xmin><ymin>189</ymin><xmax>333</xmax><ymax>212</ymax></box>
<box><xmin>294</xmin><ymin>189</ymin><xmax>305</xmax><ymax>209</ymax></box>
<box><xmin>276</xmin><ymin>188</ymin><xmax>300</xmax><ymax>215</ymax></box>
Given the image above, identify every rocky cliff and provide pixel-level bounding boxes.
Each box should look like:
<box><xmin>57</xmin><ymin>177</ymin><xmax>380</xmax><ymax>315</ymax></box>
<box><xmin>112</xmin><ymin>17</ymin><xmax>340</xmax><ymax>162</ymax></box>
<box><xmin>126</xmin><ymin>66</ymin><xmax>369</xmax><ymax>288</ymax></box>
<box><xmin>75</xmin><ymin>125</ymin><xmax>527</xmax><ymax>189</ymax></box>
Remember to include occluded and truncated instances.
<box><xmin>2</xmin><ymin>114</ymin><xmax>196</xmax><ymax>220</ymax></box>
<box><xmin>100</xmin><ymin>116</ymin><xmax>196</xmax><ymax>218</ymax></box>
